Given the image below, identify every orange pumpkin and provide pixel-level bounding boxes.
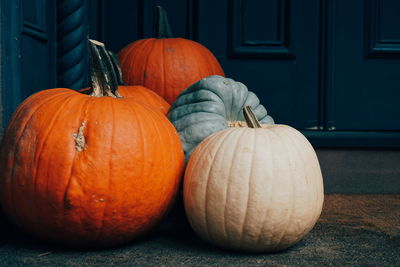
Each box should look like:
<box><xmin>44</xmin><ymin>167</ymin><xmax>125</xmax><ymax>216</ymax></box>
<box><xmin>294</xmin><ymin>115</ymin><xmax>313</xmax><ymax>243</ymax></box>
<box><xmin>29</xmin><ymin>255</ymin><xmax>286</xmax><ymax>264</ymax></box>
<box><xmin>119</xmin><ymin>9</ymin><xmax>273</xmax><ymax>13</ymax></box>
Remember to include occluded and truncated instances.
<box><xmin>0</xmin><ymin>40</ymin><xmax>184</xmax><ymax>247</ymax></box>
<box><xmin>118</xmin><ymin>6</ymin><xmax>225</xmax><ymax>104</ymax></box>
<box><xmin>80</xmin><ymin>51</ymin><xmax>170</xmax><ymax>114</ymax></box>
<box><xmin>81</xmin><ymin>84</ymin><xmax>170</xmax><ymax>115</ymax></box>
<box><xmin>118</xmin><ymin>85</ymin><xmax>170</xmax><ymax>114</ymax></box>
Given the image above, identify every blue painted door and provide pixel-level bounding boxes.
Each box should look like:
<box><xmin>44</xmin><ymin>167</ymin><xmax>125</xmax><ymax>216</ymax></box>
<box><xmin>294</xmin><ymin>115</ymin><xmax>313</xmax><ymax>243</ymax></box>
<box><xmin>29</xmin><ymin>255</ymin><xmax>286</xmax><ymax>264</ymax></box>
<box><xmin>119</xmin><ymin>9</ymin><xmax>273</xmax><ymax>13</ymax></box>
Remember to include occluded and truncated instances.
<box><xmin>94</xmin><ymin>0</ymin><xmax>400</xmax><ymax>146</ymax></box>
<box><xmin>325</xmin><ymin>0</ymin><xmax>400</xmax><ymax>131</ymax></box>
<box><xmin>2</xmin><ymin>0</ymin><xmax>400</xmax><ymax>146</ymax></box>
<box><xmin>94</xmin><ymin>0</ymin><xmax>321</xmax><ymax>130</ymax></box>
<box><xmin>1</xmin><ymin>0</ymin><xmax>57</xmax><ymax>127</ymax></box>
<box><xmin>1</xmin><ymin>0</ymin><xmax>89</xmax><ymax>129</ymax></box>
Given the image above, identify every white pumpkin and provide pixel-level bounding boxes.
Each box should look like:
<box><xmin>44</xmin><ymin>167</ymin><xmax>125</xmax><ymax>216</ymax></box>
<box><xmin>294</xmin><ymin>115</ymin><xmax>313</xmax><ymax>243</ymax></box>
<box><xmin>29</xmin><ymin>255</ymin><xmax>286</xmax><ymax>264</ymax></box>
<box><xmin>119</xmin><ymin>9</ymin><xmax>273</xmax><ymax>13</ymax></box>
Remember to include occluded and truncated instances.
<box><xmin>183</xmin><ymin>107</ymin><xmax>324</xmax><ymax>252</ymax></box>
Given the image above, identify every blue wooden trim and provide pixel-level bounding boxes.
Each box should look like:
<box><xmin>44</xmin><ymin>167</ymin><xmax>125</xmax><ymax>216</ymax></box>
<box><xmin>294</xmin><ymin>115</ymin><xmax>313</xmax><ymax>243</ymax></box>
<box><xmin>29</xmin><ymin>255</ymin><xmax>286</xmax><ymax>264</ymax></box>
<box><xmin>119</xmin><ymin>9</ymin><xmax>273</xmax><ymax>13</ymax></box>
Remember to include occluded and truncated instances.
<box><xmin>88</xmin><ymin>0</ymin><xmax>104</xmax><ymax>42</ymax></box>
<box><xmin>1</xmin><ymin>0</ymin><xmax>22</xmax><ymax>128</ymax></box>
<box><xmin>228</xmin><ymin>0</ymin><xmax>294</xmax><ymax>58</ymax></box>
<box><xmin>22</xmin><ymin>21</ymin><xmax>48</xmax><ymax>42</ymax></box>
<box><xmin>138</xmin><ymin>0</ymin><xmax>155</xmax><ymax>39</ymax></box>
<box><xmin>364</xmin><ymin>0</ymin><xmax>400</xmax><ymax>58</ymax></box>
<box><xmin>186</xmin><ymin>0</ymin><xmax>198</xmax><ymax>40</ymax></box>
<box><xmin>303</xmin><ymin>130</ymin><xmax>400</xmax><ymax>148</ymax></box>
<box><xmin>56</xmin><ymin>0</ymin><xmax>88</xmax><ymax>90</ymax></box>
<box><xmin>324</xmin><ymin>0</ymin><xmax>336</xmax><ymax>131</ymax></box>
<box><xmin>317</xmin><ymin>0</ymin><xmax>327</xmax><ymax>131</ymax></box>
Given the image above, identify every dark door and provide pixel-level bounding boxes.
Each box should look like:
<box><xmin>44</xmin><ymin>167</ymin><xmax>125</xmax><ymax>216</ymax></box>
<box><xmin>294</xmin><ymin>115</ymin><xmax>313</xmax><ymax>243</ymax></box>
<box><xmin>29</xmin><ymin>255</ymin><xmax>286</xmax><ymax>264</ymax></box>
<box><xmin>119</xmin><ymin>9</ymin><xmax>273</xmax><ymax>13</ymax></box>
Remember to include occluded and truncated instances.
<box><xmin>1</xmin><ymin>0</ymin><xmax>57</xmax><ymax>127</ymax></box>
<box><xmin>1</xmin><ymin>0</ymin><xmax>90</xmax><ymax>128</ymax></box>
<box><xmin>96</xmin><ymin>0</ymin><xmax>321</xmax><ymax>130</ymax></box>
<box><xmin>199</xmin><ymin>0</ymin><xmax>322</xmax><ymax>130</ymax></box>
<box><xmin>325</xmin><ymin>0</ymin><xmax>400</xmax><ymax>131</ymax></box>
<box><xmin>95</xmin><ymin>0</ymin><xmax>400</xmax><ymax>146</ymax></box>
<box><xmin>2</xmin><ymin>0</ymin><xmax>400</xmax><ymax>146</ymax></box>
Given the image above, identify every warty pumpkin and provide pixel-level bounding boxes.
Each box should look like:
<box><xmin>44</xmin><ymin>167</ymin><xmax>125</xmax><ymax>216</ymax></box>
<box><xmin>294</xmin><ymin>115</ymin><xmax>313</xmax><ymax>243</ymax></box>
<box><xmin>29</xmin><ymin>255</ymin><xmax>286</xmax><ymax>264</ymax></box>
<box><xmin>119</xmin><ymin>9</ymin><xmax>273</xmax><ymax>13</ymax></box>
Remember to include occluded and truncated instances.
<box><xmin>0</xmin><ymin>40</ymin><xmax>184</xmax><ymax>247</ymax></box>
<box><xmin>168</xmin><ymin>75</ymin><xmax>274</xmax><ymax>162</ymax></box>
<box><xmin>118</xmin><ymin>6</ymin><xmax>225</xmax><ymax>104</ymax></box>
<box><xmin>184</xmin><ymin>106</ymin><xmax>324</xmax><ymax>252</ymax></box>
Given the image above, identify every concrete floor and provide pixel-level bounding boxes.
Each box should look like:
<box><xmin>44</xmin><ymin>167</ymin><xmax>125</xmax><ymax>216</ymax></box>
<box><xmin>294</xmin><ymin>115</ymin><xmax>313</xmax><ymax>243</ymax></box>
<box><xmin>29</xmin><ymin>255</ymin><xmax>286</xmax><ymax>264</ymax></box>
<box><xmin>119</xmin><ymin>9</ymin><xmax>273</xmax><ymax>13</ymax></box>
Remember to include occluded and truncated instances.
<box><xmin>0</xmin><ymin>194</ymin><xmax>399</xmax><ymax>266</ymax></box>
<box><xmin>316</xmin><ymin>148</ymin><xmax>400</xmax><ymax>193</ymax></box>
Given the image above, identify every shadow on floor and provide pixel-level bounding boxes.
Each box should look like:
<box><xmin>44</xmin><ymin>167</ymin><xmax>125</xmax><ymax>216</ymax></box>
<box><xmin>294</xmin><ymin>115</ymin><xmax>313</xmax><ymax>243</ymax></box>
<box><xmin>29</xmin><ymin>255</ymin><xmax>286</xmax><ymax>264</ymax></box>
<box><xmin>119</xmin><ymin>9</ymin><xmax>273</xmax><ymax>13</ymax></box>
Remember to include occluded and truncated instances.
<box><xmin>1</xmin><ymin>195</ymin><xmax>399</xmax><ymax>266</ymax></box>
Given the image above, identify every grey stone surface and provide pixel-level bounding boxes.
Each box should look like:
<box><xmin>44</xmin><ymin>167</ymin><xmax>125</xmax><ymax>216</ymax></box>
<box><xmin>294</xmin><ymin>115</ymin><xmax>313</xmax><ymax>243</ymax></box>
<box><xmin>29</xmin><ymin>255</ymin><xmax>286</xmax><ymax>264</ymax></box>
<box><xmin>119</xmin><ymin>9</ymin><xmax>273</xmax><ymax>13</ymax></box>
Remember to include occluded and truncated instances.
<box><xmin>317</xmin><ymin>149</ymin><xmax>400</xmax><ymax>193</ymax></box>
<box><xmin>0</xmin><ymin>195</ymin><xmax>399</xmax><ymax>266</ymax></box>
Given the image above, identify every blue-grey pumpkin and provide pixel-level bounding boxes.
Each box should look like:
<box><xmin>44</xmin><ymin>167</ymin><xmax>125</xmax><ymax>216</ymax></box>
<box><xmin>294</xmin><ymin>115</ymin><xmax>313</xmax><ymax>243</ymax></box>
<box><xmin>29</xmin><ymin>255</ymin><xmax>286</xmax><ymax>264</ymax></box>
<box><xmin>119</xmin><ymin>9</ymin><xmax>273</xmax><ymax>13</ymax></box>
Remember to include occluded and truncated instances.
<box><xmin>168</xmin><ymin>75</ymin><xmax>274</xmax><ymax>161</ymax></box>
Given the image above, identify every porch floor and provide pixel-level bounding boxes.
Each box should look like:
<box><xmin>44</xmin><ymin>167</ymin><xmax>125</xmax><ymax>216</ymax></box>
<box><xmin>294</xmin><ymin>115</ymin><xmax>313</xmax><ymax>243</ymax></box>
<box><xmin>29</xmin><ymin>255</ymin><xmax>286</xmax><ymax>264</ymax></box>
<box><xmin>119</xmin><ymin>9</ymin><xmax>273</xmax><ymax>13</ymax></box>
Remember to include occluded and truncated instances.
<box><xmin>1</xmin><ymin>194</ymin><xmax>399</xmax><ymax>266</ymax></box>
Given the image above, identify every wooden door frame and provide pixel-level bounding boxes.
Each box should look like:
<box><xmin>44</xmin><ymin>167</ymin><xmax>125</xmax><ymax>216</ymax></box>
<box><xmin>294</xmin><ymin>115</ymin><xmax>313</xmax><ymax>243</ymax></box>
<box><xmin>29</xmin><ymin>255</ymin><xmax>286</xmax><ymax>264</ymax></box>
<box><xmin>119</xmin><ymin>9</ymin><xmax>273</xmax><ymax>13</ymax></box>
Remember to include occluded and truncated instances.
<box><xmin>0</xmin><ymin>0</ymin><xmax>89</xmax><ymax>130</ymax></box>
<box><xmin>302</xmin><ymin>0</ymin><xmax>400</xmax><ymax>148</ymax></box>
<box><xmin>1</xmin><ymin>0</ymin><xmax>22</xmax><ymax>131</ymax></box>
<box><xmin>0</xmin><ymin>0</ymin><xmax>3</xmax><ymax>135</ymax></box>
<box><xmin>1</xmin><ymin>0</ymin><xmax>399</xmax><ymax>147</ymax></box>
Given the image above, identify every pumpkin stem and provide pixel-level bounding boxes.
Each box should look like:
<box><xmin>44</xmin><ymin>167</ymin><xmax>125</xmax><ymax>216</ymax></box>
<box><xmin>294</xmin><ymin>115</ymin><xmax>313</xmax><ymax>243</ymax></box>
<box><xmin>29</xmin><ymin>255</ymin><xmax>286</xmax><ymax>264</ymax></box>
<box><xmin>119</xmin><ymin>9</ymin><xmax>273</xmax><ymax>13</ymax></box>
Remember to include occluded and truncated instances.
<box><xmin>243</xmin><ymin>106</ymin><xmax>262</xmax><ymax>128</ymax></box>
<box><xmin>107</xmin><ymin>50</ymin><xmax>125</xmax><ymax>86</ymax></box>
<box><xmin>88</xmin><ymin>39</ymin><xmax>121</xmax><ymax>98</ymax></box>
<box><xmin>156</xmin><ymin>6</ymin><xmax>173</xmax><ymax>38</ymax></box>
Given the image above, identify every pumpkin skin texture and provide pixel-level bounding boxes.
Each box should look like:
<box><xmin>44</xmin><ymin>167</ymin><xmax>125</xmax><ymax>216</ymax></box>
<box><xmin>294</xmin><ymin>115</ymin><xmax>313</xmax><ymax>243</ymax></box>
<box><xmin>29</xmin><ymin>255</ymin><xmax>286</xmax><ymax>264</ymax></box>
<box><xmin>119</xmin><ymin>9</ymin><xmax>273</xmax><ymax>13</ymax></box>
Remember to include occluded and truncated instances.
<box><xmin>184</xmin><ymin>124</ymin><xmax>324</xmax><ymax>252</ymax></box>
<box><xmin>80</xmin><ymin>85</ymin><xmax>170</xmax><ymax>115</ymax></box>
<box><xmin>118</xmin><ymin>38</ymin><xmax>225</xmax><ymax>104</ymax></box>
<box><xmin>168</xmin><ymin>75</ymin><xmax>274</xmax><ymax>162</ymax></box>
<box><xmin>118</xmin><ymin>85</ymin><xmax>170</xmax><ymax>114</ymax></box>
<box><xmin>0</xmin><ymin>88</ymin><xmax>184</xmax><ymax>247</ymax></box>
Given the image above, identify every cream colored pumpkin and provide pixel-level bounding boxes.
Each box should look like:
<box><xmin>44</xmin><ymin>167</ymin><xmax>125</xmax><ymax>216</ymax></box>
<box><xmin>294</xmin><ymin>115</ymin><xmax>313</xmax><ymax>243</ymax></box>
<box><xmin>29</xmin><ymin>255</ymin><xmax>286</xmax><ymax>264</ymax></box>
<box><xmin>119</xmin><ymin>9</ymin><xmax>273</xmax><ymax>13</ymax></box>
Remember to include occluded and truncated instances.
<box><xmin>183</xmin><ymin>107</ymin><xmax>324</xmax><ymax>252</ymax></box>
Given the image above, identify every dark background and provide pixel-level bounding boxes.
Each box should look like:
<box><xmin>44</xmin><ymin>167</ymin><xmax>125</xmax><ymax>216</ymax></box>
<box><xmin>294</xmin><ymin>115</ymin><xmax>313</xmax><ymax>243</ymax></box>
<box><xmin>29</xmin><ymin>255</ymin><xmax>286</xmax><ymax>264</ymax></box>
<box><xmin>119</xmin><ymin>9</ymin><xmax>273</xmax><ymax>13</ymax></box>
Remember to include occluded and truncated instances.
<box><xmin>1</xmin><ymin>0</ymin><xmax>400</xmax><ymax>193</ymax></box>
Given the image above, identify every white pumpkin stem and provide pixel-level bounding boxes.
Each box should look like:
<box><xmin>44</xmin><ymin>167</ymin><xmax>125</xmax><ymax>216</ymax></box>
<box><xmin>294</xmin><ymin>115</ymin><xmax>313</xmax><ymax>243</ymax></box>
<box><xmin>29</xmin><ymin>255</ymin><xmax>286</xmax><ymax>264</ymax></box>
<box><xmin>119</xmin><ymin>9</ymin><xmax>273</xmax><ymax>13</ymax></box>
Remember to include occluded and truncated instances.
<box><xmin>243</xmin><ymin>106</ymin><xmax>262</xmax><ymax>128</ymax></box>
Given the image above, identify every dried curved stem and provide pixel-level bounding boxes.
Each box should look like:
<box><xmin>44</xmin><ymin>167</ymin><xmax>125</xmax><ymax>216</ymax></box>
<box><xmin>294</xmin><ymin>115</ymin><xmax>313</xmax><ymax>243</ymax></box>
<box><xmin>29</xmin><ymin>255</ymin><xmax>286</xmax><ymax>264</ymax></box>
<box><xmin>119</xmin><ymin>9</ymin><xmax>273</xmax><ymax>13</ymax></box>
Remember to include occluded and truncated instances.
<box><xmin>88</xmin><ymin>39</ymin><xmax>121</xmax><ymax>98</ymax></box>
<box><xmin>243</xmin><ymin>106</ymin><xmax>261</xmax><ymax>128</ymax></box>
<box><xmin>156</xmin><ymin>6</ymin><xmax>173</xmax><ymax>38</ymax></box>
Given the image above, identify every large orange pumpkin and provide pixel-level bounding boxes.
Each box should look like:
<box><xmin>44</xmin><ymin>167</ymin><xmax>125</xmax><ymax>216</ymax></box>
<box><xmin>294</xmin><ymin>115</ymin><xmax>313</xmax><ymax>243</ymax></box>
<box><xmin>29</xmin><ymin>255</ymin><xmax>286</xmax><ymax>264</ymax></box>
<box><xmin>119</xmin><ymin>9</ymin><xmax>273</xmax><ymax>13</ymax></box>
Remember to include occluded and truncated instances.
<box><xmin>0</xmin><ymin>40</ymin><xmax>184</xmax><ymax>247</ymax></box>
<box><xmin>118</xmin><ymin>6</ymin><xmax>225</xmax><ymax>104</ymax></box>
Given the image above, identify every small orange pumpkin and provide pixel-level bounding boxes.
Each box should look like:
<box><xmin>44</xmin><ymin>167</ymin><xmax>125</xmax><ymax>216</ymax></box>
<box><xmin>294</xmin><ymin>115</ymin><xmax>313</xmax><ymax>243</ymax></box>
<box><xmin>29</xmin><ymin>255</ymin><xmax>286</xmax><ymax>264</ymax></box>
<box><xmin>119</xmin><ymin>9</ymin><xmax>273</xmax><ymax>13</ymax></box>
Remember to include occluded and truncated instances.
<box><xmin>118</xmin><ymin>6</ymin><xmax>225</xmax><ymax>104</ymax></box>
<box><xmin>82</xmin><ymin>85</ymin><xmax>170</xmax><ymax>115</ymax></box>
<box><xmin>117</xmin><ymin>85</ymin><xmax>170</xmax><ymax>114</ymax></box>
<box><xmin>108</xmin><ymin>51</ymin><xmax>170</xmax><ymax>114</ymax></box>
<box><xmin>0</xmin><ymin>40</ymin><xmax>184</xmax><ymax>247</ymax></box>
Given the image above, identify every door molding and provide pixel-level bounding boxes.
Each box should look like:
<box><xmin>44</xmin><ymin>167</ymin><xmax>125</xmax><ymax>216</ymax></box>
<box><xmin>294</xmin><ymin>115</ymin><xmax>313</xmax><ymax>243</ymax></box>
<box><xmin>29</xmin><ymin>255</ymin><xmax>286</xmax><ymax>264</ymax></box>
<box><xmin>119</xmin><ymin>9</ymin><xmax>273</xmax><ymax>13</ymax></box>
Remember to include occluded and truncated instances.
<box><xmin>228</xmin><ymin>0</ymin><xmax>294</xmax><ymax>58</ymax></box>
<box><xmin>312</xmin><ymin>0</ymin><xmax>400</xmax><ymax>147</ymax></box>
<box><xmin>1</xmin><ymin>0</ymin><xmax>22</xmax><ymax>128</ymax></box>
<box><xmin>364</xmin><ymin>0</ymin><xmax>400</xmax><ymax>58</ymax></box>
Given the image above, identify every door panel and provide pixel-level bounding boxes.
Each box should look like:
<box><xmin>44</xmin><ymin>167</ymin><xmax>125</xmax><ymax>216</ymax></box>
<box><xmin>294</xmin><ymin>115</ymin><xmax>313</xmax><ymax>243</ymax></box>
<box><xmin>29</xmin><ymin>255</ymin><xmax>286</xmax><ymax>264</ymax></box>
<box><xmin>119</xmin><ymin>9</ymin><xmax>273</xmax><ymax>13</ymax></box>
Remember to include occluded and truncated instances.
<box><xmin>2</xmin><ymin>0</ymin><xmax>56</xmax><ymax>126</ymax></box>
<box><xmin>229</xmin><ymin>0</ymin><xmax>294</xmax><ymax>58</ymax></box>
<box><xmin>2</xmin><ymin>0</ymin><xmax>399</xmax><ymax>140</ymax></box>
<box><xmin>195</xmin><ymin>0</ymin><xmax>321</xmax><ymax>129</ymax></box>
<box><xmin>21</xmin><ymin>0</ymin><xmax>56</xmax><ymax>100</ymax></box>
<box><xmin>98</xmin><ymin>0</ymin><xmax>193</xmax><ymax>53</ymax></box>
<box><xmin>94</xmin><ymin>0</ymin><xmax>141</xmax><ymax>52</ymax></box>
<box><xmin>327</xmin><ymin>0</ymin><xmax>400</xmax><ymax>130</ymax></box>
<box><xmin>94</xmin><ymin>0</ymin><xmax>321</xmax><ymax>129</ymax></box>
